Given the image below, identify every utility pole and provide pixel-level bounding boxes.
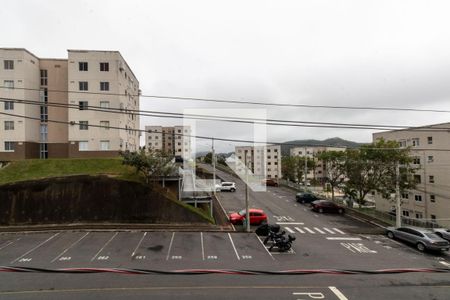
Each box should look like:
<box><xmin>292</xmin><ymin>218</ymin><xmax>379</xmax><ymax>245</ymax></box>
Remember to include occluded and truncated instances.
<box><xmin>395</xmin><ymin>161</ymin><xmax>401</xmax><ymax>228</ymax></box>
<box><xmin>304</xmin><ymin>147</ymin><xmax>308</xmax><ymax>188</ymax></box>
<box><xmin>212</xmin><ymin>138</ymin><xmax>216</xmax><ymax>194</ymax></box>
<box><xmin>245</xmin><ymin>149</ymin><xmax>250</xmax><ymax>232</ymax></box>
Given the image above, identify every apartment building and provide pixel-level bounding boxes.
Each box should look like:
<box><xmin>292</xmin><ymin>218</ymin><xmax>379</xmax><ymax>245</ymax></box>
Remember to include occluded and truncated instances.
<box><xmin>145</xmin><ymin>125</ymin><xmax>191</xmax><ymax>159</ymax></box>
<box><xmin>290</xmin><ymin>146</ymin><xmax>346</xmax><ymax>182</ymax></box>
<box><xmin>235</xmin><ymin>145</ymin><xmax>282</xmax><ymax>179</ymax></box>
<box><xmin>0</xmin><ymin>48</ymin><xmax>139</xmax><ymax>160</ymax></box>
<box><xmin>373</xmin><ymin>122</ymin><xmax>450</xmax><ymax>226</ymax></box>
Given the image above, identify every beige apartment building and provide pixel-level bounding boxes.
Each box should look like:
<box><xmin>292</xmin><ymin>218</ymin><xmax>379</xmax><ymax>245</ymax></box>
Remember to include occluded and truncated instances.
<box><xmin>373</xmin><ymin>122</ymin><xmax>450</xmax><ymax>226</ymax></box>
<box><xmin>235</xmin><ymin>145</ymin><xmax>282</xmax><ymax>179</ymax></box>
<box><xmin>290</xmin><ymin>146</ymin><xmax>346</xmax><ymax>182</ymax></box>
<box><xmin>145</xmin><ymin>125</ymin><xmax>191</xmax><ymax>159</ymax></box>
<box><xmin>0</xmin><ymin>48</ymin><xmax>139</xmax><ymax>160</ymax></box>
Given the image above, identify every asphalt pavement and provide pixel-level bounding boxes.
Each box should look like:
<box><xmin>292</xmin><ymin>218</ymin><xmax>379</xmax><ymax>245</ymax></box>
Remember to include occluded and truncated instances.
<box><xmin>1</xmin><ymin>164</ymin><xmax>449</xmax><ymax>299</ymax></box>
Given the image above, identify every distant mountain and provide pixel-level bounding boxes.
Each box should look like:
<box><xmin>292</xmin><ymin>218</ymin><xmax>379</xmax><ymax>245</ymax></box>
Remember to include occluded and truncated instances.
<box><xmin>280</xmin><ymin>137</ymin><xmax>365</xmax><ymax>156</ymax></box>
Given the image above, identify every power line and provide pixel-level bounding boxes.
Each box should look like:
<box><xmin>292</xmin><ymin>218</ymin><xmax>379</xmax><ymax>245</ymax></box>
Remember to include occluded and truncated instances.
<box><xmin>2</xmin><ymin>110</ymin><xmax>450</xmax><ymax>152</ymax></box>
<box><xmin>2</xmin><ymin>85</ymin><xmax>450</xmax><ymax>114</ymax></box>
<box><xmin>1</xmin><ymin>96</ymin><xmax>450</xmax><ymax>132</ymax></box>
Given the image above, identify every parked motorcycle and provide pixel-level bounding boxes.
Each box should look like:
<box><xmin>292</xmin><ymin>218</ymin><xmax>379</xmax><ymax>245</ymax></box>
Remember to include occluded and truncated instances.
<box><xmin>263</xmin><ymin>229</ymin><xmax>296</xmax><ymax>252</ymax></box>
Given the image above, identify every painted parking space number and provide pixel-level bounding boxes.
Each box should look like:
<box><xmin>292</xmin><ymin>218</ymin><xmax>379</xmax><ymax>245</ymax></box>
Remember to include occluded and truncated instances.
<box><xmin>19</xmin><ymin>258</ymin><xmax>32</xmax><ymax>263</ymax></box>
<box><xmin>59</xmin><ymin>257</ymin><xmax>71</xmax><ymax>261</ymax></box>
<box><xmin>274</xmin><ymin>216</ymin><xmax>295</xmax><ymax>222</ymax></box>
<box><xmin>135</xmin><ymin>255</ymin><xmax>146</xmax><ymax>260</ymax></box>
<box><xmin>97</xmin><ymin>256</ymin><xmax>109</xmax><ymax>260</ymax></box>
<box><xmin>207</xmin><ymin>255</ymin><xmax>218</xmax><ymax>260</ymax></box>
<box><xmin>171</xmin><ymin>255</ymin><xmax>182</xmax><ymax>260</ymax></box>
<box><xmin>241</xmin><ymin>255</ymin><xmax>252</xmax><ymax>259</ymax></box>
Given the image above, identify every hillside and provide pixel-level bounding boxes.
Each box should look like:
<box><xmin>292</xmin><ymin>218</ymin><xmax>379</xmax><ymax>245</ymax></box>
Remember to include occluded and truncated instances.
<box><xmin>0</xmin><ymin>158</ymin><xmax>141</xmax><ymax>185</ymax></box>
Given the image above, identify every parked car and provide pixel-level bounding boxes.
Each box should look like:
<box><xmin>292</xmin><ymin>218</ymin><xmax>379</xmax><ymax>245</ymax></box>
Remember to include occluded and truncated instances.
<box><xmin>215</xmin><ymin>182</ymin><xmax>236</xmax><ymax>192</ymax></box>
<box><xmin>432</xmin><ymin>228</ymin><xmax>450</xmax><ymax>242</ymax></box>
<box><xmin>311</xmin><ymin>200</ymin><xmax>345</xmax><ymax>214</ymax></box>
<box><xmin>386</xmin><ymin>226</ymin><xmax>450</xmax><ymax>252</ymax></box>
<box><xmin>262</xmin><ymin>179</ymin><xmax>278</xmax><ymax>187</ymax></box>
<box><xmin>228</xmin><ymin>208</ymin><xmax>268</xmax><ymax>225</ymax></box>
<box><xmin>296</xmin><ymin>192</ymin><xmax>320</xmax><ymax>204</ymax></box>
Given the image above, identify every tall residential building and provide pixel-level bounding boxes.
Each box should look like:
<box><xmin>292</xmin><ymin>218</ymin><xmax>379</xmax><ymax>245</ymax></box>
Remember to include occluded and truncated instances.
<box><xmin>0</xmin><ymin>48</ymin><xmax>140</xmax><ymax>160</ymax></box>
<box><xmin>145</xmin><ymin>125</ymin><xmax>191</xmax><ymax>159</ymax></box>
<box><xmin>235</xmin><ymin>145</ymin><xmax>282</xmax><ymax>179</ymax></box>
<box><xmin>290</xmin><ymin>146</ymin><xmax>346</xmax><ymax>182</ymax></box>
<box><xmin>373</xmin><ymin>122</ymin><xmax>450</xmax><ymax>226</ymax></box>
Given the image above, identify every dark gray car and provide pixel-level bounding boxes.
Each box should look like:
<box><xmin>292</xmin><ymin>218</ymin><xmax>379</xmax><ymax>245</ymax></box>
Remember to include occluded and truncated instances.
<box><xmin>386</xmin><ymin>226</ymin><xmax>449</xmax><ymax>252</ymax></box>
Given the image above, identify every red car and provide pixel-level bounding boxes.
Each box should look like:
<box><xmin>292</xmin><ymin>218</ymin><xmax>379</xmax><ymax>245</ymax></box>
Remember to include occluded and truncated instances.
<box><xmin>311</xmin><ymin>200</ymin><xmax>345</xmax><ymax>214</ymax></box>
<box><xmin>262</xmin><ymin>179</ymin><xmax>279</xmax><ymax>187</ymax></box>
<box><xmin>228</xmin><ymin>208</ymin><xmax>268</xmax><ymax>225</ymax></box>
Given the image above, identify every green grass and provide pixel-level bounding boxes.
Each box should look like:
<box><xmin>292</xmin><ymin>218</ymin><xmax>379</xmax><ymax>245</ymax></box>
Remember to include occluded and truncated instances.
<box><xmin>0</xmin><ymin>158</ymin><xmax>142</xmax><ymax>185</ymax></box>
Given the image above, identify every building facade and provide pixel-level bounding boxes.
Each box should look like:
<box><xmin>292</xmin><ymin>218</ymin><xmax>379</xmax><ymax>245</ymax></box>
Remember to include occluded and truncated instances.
<box><xmin>373</xmin><ymin>122</ymin><xmax>450</xmax><ymax>227</ymax></box>
<box><xmin>235</xmin><ymin>145</ymin><xmax>282</xmax><ymax>179</ymax></box>
<box><xmin>0</xmin><ymin>48</ymin><xmax>139</xmax><ymax>160</ymax></box>
<box><xmin>290</xmin><ymin>146</ymin><xmax>346</xmax><ymax>182</ymax></box>
<box><xmin>145</xmin><ymin>125</ymin><xmax>191</xmax><ymax>159</ymax></box>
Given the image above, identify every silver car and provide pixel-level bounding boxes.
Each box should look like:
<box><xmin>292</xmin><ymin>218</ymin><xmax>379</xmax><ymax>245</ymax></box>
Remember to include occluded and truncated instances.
<box><xmin>386</xmin><ymin>226</ymin><xmax>450</xmax><ymax>252</ymax></box>
<box><xmin>432</xmin><ymin>228</ymin><xmax>450</xmax><ymax>242</ymax></box>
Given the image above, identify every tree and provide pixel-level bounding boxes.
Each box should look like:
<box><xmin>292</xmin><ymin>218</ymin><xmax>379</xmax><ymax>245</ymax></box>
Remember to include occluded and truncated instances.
<box><xmin>317</xmin><ymin>150</ymin><xmax>346</xmax><ymax>201</ymax></box>
<box><xmin>120</xmin><ymin>149</ymin><xmax>175</xmax><ymax>185</ymax></box>
<box><xmin>282</xmin><ymin>156</ymin><xmax>315</xmax><ymax>184</ymax></box>
<box><xmin>203</xmin><ymin>152</ymin><xmax>213</xmax><ymax>164</ymax></box>
<box><xmin>343</xmin><ymin>139</ymin><xmax>415</xmax><ymax>206</ymax></box>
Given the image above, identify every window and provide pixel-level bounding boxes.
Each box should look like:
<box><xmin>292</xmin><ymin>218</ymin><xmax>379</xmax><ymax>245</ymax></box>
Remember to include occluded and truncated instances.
<box><xmin>268</xmin><ymin>162</ymin><xmax>271</xmax><ymax>165</ymax></box>
<box><xmin>79</xmin><ymin>62</ymin><xmax>88</xmax><ymax>71</ymax></box>
<box><xmin>100</xmin><ymin>140</ymin><xmax>110</xmax><ymax>151</ymax></box>
<box><xmin>39</xmin><ymin>143</ymin><xmax>48</xmax><ymax>159</ymax></box>
<box><xmin>4</xmin><ymin>101</ymin><xmax>14</xmax><ymax>110</ymax></box>
<box><xmin>79</xmin><ymin>81</ymin><xmax>88</xmax><ymax>91</ymax></box>
<box><xmin>40</xmin><ymin>124</ymin><xmax>48</xmax><ymax>142</ymax></box>
<box><xmin>429</xmin><ymin>175</ymin><xmax>435</xmax><ymax>183</ymax></box>
<box><xmin>79</xmin><ymin>141</ymin><xmax>88</xmax><ymax>151</ymax></box>
<box><xmin>100</xmin><ymin>101</ymin><xmax>110</xmax><ymax>108</ymax></box>
<box><xmin>412</xmin><ymin>138</ymin><xmax>420</xmax><ymax>147</ymax></box>
<box><xmin>401</xmin><ymin>193</ymin><xmax>409</xmax><ymax>199</ymax></box>
<box><xmin>100</xmin><ymin>121</ymin><xmax>110</xmax><ymax>130</ymax></box>
<box><xmin>413</xmin><ymin>174</ymin><xmax>421</xmax><ymax>184</ymax></box>
<box><xmin>40</xmin><ymin>105</ymin><xmax>48</xmax><ymax>122</ymax></box>
<box><xmin>4</xmin><ymin>60</ymin><xmax>14</xmax><ymax>70</ymax></box>
<box><xmin>40</xmin><ymin>70</ymin><xmax>48</xmax><ymax>86</ymax></box>
<box><xmin>40</xmin><ymin>88</ymin><xmax>48</xmax><ymax>103</ymax></box>
<box><xmin>78</xmin><ymin>101</ymin><xmax>88</xmax><ymax>110</ymax></box>
<box><xmin>413</xmin><ymin>157</ymin><xmax>420</xmax><ymax>165</ymax></box>
<box><xmin>267</xmin><ymin>149</ymin><xmax>271</xmax><ymax>152</ymax></box>
<box><xmin>431</xmin><ymin>215</ymin><xmax>436</xmax><ymax>221</ymax></box>
<box><xmin>100</xmin><ymin>62</ymin><xmax>109</xmax><ymax>71</ymax></box>
<box><xmin>79</xmin><ymin>121</ymin><xmax>89</xmax><ymax>130</ymax></box>
<box><xmin>427</xmin><ymin>156</ymin><xmax>434</xmax><ymax>163</ymax></box>
<box><xmin>427</xmin><ymin>136</ymin><xmax>433</xmax><ymax>144</ymax></box>
<box><xmin>274</xmin><ymin>149</ymin><xmax>278</xmax><ymax>152</ymax></box>
<box><xmin>398</xmin><ymin>140</ymin><xmax>407</xmax><ymax>148</ymax></box>
<box><xmin>4</xmin><ymin>121</ymin><xmax>14</xmax><ymax>130</ymax></box>
<box><xmin>415</xmin><ymin>195</ymin><xmax>422</xmax><ymax>202</ymax></box>
<box><xmin>415</xmin><ymin>212</ymin><xmax>423</xmax><ymax>219</ymax></box>
<box><xmin>4</xmin><ymin>80</ymin><xmax>14</xmax><ymax>88</ymax></box>
<box><xmin>4</xmin><ymin>141</ymin><xmax>14</xmax><ymax>151</ymax></box>
<box><xmin>402</xmin><ymin>210</ymin><xmax>409</xmax><ymax>217</ymax></box>
<box><xmin>430</xmin><ymin>195</ymin><xmax>436</xmax><ymax>203</ymax></box>
<box><xmin>100</xmin><ymin>82</ymin><xmax>110</xmax><ymax>91</ymax></box>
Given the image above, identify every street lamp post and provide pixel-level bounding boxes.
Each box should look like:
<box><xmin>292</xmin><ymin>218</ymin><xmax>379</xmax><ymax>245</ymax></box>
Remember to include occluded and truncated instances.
<box><xmin>245</xmin><ymin>150</ymin><xmax>250</xmax><ymax>232</ymax></box>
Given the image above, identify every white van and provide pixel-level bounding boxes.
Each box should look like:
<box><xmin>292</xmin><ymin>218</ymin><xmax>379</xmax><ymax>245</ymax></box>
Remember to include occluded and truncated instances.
<box><xmin>215</xmin><ymin>182</ymin><xmax>236</xmax><ymax>192</ymax></box>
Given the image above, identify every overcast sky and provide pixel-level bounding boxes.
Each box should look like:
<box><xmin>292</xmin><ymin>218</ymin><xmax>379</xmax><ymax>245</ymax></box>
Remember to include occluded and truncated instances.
<box><xmin>2</xmin><ymin>0</ymin><xmax>450</xmax><ymax>152</ymax></box>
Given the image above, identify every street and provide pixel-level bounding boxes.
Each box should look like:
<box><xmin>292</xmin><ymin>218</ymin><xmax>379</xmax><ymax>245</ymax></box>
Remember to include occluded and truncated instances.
<box><xmin>0</xmin><ymin>164</ymin><xmax>449</xmax><ymax>299</ymax></box>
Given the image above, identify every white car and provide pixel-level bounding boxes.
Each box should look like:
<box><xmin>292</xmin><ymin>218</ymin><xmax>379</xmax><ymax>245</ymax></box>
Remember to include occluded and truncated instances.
<box><xmin>215</xmin><ymin>182</ymin><xmax>236</xmax><ymax>192</ymax></box>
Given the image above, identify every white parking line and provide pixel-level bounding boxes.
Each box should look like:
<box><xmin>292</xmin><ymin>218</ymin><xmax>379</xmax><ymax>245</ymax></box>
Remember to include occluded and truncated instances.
<box><xmin>326</xmin><ymin>237</ymin><xmax>362</xmax><ymax>241</ymax></box>
<box><xmin>285</xmin><ymin>227</ymin><xmax>295</xmax><ymax>233</ymax></box>
<box><xmin>304</xmin><ymin>227</ymin><xmax>315</xmax><ymax>234</ymax></box>
<box><xmin>256</xmin><ymin>236</ymin><xmax>275</xmax><ymax>260</ymax></box>
<box><xmin>294</xmin><ymin>227</ymin><xmax>305</xmax><ymax>234</ymax></box>
<box><xmin>200</xmin><ymin>232</ymin><xmax>205</xmax><ymax>261</ymax></box>
<box><xmin>323</xmin><ymin>228</ymin><xmax>336</xmax><ymax>234</ymax></box>
<box><xmin>228</xmin><ymin>233</ymin><xmax>240</xmax><ymax>260</ymax></box>
<box><xmin>333</xmin><ymin>228</ymin><xmax>346</xmax><ymax>234</ymax></box>
<box><xmin>51</xmin><ymin>232</ymin><xmax>90</xmax><ymax>263</ymax></box>
<box><xmin>329</xmin><ymin>286</ymin><xmax>349</xmax><ymax>300</ymax></box>
<box><xmin>12</xmin><ymin>233</ymin><xmax>60</xmax><ymax>264</ymax></box>
<box><xmin>314</xmin><ymin>227</ymin><xmax>326</xmax><ymax>234</ymax></box>
<box><xmin>90</xmin><ymin>232</ymin><xmax>118</xmax><ymax>262</ymax></box>
<box><xmin>165</xmin><ymin>232</ymin><xmax>175</xmax><ymax>261</ymax></box>
<box><xmin>0</xmin><ymin>240</ymin><xmax>15</xmax><ymax>251</ymax></box>
<box><xmin>276</xmin><ymin>222</ymin><xmax>304</xmax><ymax>225</ymax></box>
<box><xmin>131</xmin><ymin>232</ymin><xmax>147</xmax><ymax>258</ymax></box>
